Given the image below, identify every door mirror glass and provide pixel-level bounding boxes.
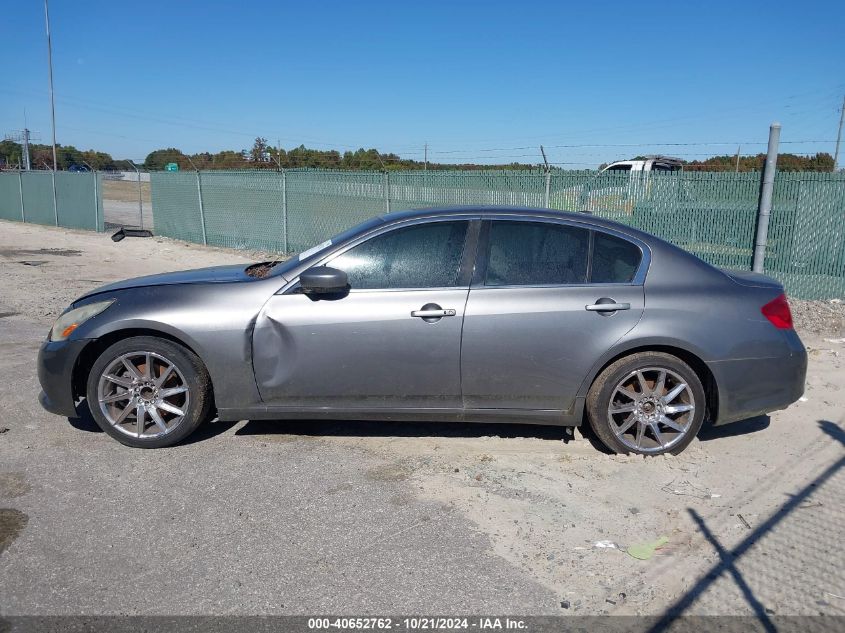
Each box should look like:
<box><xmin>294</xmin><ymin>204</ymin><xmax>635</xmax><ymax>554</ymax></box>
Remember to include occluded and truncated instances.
<box><xmin>300</xmin><ymin>266</ymin><xmax>349</xmax><ymax>294</ymax></box>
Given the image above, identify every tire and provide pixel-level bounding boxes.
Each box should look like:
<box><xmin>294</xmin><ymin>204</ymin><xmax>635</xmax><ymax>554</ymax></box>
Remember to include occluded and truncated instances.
<box><xmin>586</xmin><ymin>352</ymin><xmax>705</xmax><ymax>456</ymax></box>
<box><xmin>86</xmin><ymin>336</ymin><xmax>213</xmax><ymax>448</ymax></box>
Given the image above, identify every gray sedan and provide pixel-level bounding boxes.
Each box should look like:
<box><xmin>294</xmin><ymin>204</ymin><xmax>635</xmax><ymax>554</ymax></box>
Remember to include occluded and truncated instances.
<box><xmin>37</xmin><ymin>207</ymin><xmax>807</xmax><ymax>455</ymax></box>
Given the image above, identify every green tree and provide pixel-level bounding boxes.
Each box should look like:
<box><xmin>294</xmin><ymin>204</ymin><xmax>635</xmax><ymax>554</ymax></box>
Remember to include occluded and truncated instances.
<box><xmin>250</xmin><ymin>137</ymin><xmax>269</xmax><ymax>163</ymax></box>
<box><xmin>0</xmin><ymin>140</ymin><xmax>22</xmax><ymax>167</ymax></box>
<box><xmin>143</xmin><ymin>148</ymin><xmax>189</xmax><ymax>170</ymax></box>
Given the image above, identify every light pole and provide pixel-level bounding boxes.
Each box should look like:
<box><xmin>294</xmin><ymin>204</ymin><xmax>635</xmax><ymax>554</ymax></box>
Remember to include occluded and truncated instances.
<box><xmin>44</xmin><ymin>0</ymin><xmax>59</xmax><ymax>226</ymax></box>
<box><xmin>44</xmin><ymin>0</ymin><xmax>58</xmax><ymax>172</ymax></box>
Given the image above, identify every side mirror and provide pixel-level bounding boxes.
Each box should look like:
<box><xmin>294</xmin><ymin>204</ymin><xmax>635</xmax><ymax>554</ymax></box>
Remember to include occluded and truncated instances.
<box><xmin>300</xmin><ymin>266</ymin><xmax>349</xmax><ymax>294</ymax></box>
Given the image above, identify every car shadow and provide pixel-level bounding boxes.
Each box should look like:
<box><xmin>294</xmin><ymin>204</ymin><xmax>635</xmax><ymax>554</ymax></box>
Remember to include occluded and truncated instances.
<box><xmin>698</xmin><ymin>414</ymin><xmax>770</xmax><ymax>441</ymax></box>
<box><xmin>66</xmin><ymin>401</ymin><xmax>240</xmax><ymax>444</ymax></box>
<box><xmin>66</xmin><ymin>400</ymin><xmax>102</xmax><ymax>433</ymax></box>
<box><xmin>235</xmin><ymin>418</ymin><xmax>590</xmax><ymax>445</ymax></box>
<box><xmin>179</xmin><ymin>418</ymin><xmax>241</xmax><ymax>445</ymax></box>
<box><xmin>66</xmin><ymin>403</ymin><xmax>769</xmax><ymax>452</ymax></box>
<box><xmin>233</xmin><ymin>415</ymin><xmax>769</xmax><ymax>453</ymax></box>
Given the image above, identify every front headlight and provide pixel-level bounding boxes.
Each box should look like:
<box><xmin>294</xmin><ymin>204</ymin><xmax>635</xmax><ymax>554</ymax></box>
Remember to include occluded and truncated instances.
<box><xmin>49</xmin><ymin>299</ymin><xmax>115</xmax><ymax>341</ymax></box>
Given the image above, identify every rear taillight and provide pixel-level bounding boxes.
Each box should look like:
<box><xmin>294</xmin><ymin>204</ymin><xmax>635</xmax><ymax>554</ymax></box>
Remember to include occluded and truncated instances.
<box><xmin>761</xmin><ymin>293</ymin><xmax>793</xmax><ymax>330</ymax></box>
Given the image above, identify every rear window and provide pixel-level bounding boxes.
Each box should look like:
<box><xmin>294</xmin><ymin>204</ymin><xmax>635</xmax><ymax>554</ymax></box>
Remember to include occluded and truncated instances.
<box><xmin>591</xmin><ymin>232</ymin><xmax>642</xmax><ymax>283</ymax></box>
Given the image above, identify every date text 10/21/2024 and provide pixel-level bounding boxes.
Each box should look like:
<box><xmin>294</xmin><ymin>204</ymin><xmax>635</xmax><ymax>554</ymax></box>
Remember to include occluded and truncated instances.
<box><xmin>307</xmin><ymin>617</ymin><xmax>528</xmax><ymax>630</ymax></box>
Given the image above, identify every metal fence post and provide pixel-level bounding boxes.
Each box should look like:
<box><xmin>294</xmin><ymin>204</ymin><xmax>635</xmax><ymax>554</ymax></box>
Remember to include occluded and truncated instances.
<box><xmin>540</xmin><ymin>146</ymin><xmax>551</xmax><ymax>209</ymax></box>
<box><xmin>544</xmin><ymin>170</ymin><xmax>551</xmax><ymax>208</ymax></box>
<box><xmin>126</xmin><ymin>160</ymin><xmax>144</xmax><ymax>229</ymax></box>
<box><xmin>84</xmin><ymin>164</ymin><xmax>99</xmax><ymax>231</ymax></box>
<box><xmin>195</xmin><ymin>170</ymin><xmax>208</xmax><ymax>245</ymax></box>
<box><xmin>51</xmin><ymin>169</ymin><xmax>58</xmax><ymax>226</ymax></box>
<box><xmin>17</xmin><ymin>171</ymin><xmax>26</xmax><ymax>222</ymax></box>
<box><xmin>281</xmin><ymin>169</ymin><xmax>288</xmax><ymax>253</ymax></box>
<box><xmin>137</xmin><ymin>170</ymin><xmax>144</xmax><ymax>229</ymax></box>
<box><xmin>92</xmin><ymin>170</ymin><xmax>99</xmax><ymax>230</ymax></box>
<box><xmin>384</xmin><ymin>171</ymin><xmax>391</xmax><ymax>213</ymax></box>
<box><xmin>752</xmin><ymin>123</ymin><xmax>781</xmax><ymax>273</ymax></box>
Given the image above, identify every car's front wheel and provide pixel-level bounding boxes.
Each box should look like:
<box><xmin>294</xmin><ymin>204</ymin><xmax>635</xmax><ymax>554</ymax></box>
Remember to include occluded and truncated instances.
<box><xmin>86</xmin><ymin>336</ymin><xmax>212</xmax><ymax>448</ymax></box>
<box><xmin>586</xmin><ymin>352</ymin><xmax>705</xmax><ymax>455</ymax></box>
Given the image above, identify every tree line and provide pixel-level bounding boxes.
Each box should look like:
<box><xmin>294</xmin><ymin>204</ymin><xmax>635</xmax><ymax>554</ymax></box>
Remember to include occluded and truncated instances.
<box><xmin>624</xmin><ymin>152</ymin><xmax>835</xmax><ymax>171</ymax></box>
<box><xmin>141</xmin><ymin>139</ymin><xmax>538</xmax><ymax>172</ymax></box>
<box><xmin>0</xmin><ymin>139</ymin><xmax>121</xmax><ymax>171</ymax></box>
<box><xmin>0</xmin><ymin>137</ymin><xmax>837</xmax><ymax>172</ymax></box>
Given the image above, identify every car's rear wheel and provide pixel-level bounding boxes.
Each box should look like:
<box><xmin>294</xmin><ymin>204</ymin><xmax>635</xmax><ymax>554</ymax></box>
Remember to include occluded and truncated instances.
<box><xmin>86</xmin><ymin>336</ymin><xmax>212</xmax><ymax>448</ymax></box>
<box><xmin>586</xmin><ymin>352</ymin><xmax>705</xmax><ymax>455</ymax></box>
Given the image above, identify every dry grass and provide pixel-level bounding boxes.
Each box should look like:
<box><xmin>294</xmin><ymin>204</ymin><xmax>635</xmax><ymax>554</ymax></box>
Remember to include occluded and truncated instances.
<box><xmin>101</xmin><ymin>179</ymin><xmax>151</xmax><ymax>204</ymax></box>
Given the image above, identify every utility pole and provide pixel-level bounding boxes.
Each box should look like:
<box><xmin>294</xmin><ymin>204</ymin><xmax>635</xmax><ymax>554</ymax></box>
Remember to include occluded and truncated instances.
<box><xmin>44</xmin><ymin>0</ymin><xmax>59</xmax><ymax>226</ymax></box>
<box><xmin>4</xmin><ymin>129</ymin><xmax>36</xmax><ymax>170</ymax></box>
<box><xmin>44</xmin><ymin>0</ymin><xmax>58</xmax><ymax>173</ymax></box>
<box><xmin>22</xmin><ymin>129</ymin><xmax>31</xmax><ymax>171</ymax></box>
<box><xmin>424</xmin><ymin>143</ymin><xmax>428</xmax><ymax>171</ymax></box>
<box><xmin>834</xmin><ymin>94</ymin><xmax>845</xmax><ymax>172</ymax></box>
<box><xmin>735</xmin><ymin>145</ymin><xmax>741</xmax><ymax>173</ymax></box>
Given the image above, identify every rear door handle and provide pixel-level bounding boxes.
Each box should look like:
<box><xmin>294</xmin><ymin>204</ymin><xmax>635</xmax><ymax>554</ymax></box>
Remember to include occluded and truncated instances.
<box><xmin>411</xmin><ymin>309</ymin><xmax>456</xmax><ymax>318</ymax></box>
<box><xmin>585</xmin><ymin>302</ymin><xmax>631</xmax><ymax>312</ymax></box>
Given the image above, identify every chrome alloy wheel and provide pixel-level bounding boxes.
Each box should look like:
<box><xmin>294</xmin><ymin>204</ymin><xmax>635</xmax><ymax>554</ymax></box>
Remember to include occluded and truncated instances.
<box><xmin>607</xmin><ymin>367</ymin><xmax>696</xmax><ymax>453</ymax></box>
<box><xmin>96</xmin><ymin>351</ymin><xmax>190</xmax><ymax>439</ymax></box>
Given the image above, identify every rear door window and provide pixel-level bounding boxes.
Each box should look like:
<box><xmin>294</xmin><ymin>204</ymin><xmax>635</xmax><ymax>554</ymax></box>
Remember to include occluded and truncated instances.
<box><xmin>485</xmin><ymin>221</ymin><xmax>590</xmax><ymax>286</ymax></box>
<box><xmin>590</xmin><ymin>231</ymin><xmax>642</xmax><ymax>283</ymax></box>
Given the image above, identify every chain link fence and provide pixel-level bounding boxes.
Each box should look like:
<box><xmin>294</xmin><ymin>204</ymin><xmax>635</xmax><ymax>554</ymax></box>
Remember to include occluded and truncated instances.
<box><xmin>149</xmin><ymin>168</ymin><xmax>845</xmax><ymax>299</ymax></box>
<box><xmin>0</xmin><ymin>171</ymin><xmax>101</xmax><ymax>230</ymax></box>
<box><xmin>1</xmin><ymin>168</ymin><xmax>844</xmax><ymax>300</ymax></box>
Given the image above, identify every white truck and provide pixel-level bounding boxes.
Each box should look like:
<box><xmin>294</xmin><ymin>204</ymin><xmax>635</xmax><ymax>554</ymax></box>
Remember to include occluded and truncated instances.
<box><xmin>554</xmin><ymin>156</ymin><xmax>685</xmax><ymax>214</ymax></box>
<box><xmin>599</xmin><ymin>155</ymin><xmax>684</xmax><ymax>174</ymax></box>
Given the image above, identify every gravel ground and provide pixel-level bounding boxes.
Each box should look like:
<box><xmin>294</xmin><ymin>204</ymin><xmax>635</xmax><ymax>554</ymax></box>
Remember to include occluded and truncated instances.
<box><xmin>0</xmin><ymin>220</ymin><xmax>843</xmax><ymax>618</ymax></box>
<box><xmin>790</xmin><ymin>298</ymin><xmax>845</xmax><ymax>337</ymax></box>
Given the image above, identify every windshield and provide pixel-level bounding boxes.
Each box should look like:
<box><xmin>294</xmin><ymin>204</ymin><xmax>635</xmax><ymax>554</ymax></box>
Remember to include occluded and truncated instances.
<box><xmin>269</xmin><ymin>216</ymin><xmax>385</xmax><ymax>277</ymax></box>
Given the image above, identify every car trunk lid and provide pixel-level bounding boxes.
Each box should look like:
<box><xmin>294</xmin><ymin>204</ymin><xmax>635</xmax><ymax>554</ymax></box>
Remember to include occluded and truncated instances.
<box><xmin>719</xmin><ymin>268</ymin><xmax>783</xmax><ymax>290</ymax></box>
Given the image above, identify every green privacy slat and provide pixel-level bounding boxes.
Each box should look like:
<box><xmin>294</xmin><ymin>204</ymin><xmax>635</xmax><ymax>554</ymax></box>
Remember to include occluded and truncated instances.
<box><xmin>149</xmin><ymin>168</ymin><xmax>845</xmax><ymax>299</ymax></box>
<box><xmin>0</xmin><ymin>173</ymin><xmax>22</xmax><ymax>221</ymax></box>
<box><xmin>2</xmin><ymin>170</ymin><xmax>844</xmax><ymax>300</ymax></box>
<box><xmin>0</xmin><ymin>172</ymin><xmax>99</xmax><ymax>231</ymax></box>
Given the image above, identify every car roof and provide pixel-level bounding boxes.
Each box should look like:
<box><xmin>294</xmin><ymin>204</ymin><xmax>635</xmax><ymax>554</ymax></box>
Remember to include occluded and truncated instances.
<box><xmin>380</xmin><ymin>206</ymin><xmax>655</xmax><ymax>241</ymax></box>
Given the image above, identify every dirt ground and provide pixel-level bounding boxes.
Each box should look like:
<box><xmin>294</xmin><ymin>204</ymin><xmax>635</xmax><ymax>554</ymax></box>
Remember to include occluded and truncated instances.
<box><xmin>100</xmin><ymin>179</ymin><xmax>154</xmax><ymax>229</ymax></box>
<box><xmin>0</xmin><ymin>220</ymin><xmax>843</xmax><ymax>617</ymax></box>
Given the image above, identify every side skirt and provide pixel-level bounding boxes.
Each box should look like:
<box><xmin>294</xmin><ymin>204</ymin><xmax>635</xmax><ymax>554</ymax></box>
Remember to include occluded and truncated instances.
<box><xmin>217</xmin><ymin>399</ymin><xmax>586</xmax><ymax>427</ymax></box>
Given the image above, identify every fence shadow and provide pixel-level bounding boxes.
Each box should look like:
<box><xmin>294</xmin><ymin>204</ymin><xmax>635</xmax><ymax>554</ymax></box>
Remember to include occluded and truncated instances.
<box><xmin>648</xmin><ymin>420</ymin><xmax>844</xmax><ymax>631</ymax></box>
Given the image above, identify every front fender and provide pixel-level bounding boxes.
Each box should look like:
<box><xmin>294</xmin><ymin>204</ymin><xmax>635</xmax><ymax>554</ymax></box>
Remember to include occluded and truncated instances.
<box><xmin>66</xmin><ymin>282</ymin><xmax>276</xmax><ymax>410</ymax></box>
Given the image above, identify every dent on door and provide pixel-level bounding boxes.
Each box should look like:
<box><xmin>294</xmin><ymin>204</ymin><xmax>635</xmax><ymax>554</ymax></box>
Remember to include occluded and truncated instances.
<box><xmin>251</xmin><ymin>289</ymin><xmax>468</xmax><ymax>409</ymax></box>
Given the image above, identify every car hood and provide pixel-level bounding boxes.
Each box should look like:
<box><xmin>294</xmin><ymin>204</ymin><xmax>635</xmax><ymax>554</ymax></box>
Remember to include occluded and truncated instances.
<box><xmin>78</xmin><ymin>264</ymin><xmax>252</xmax><ymax>301</ymax></box>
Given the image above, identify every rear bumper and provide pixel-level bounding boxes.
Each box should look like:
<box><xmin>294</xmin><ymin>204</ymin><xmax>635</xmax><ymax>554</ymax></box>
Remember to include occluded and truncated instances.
<box><xmin>707</xmin><ymin>334</ymin><xmax>807</xmax><ymax>426</ymax></box>
<box><xmin>37</xmin><ymin>338</ymin><xmax>89</xmax><ymax>418</ymax></box>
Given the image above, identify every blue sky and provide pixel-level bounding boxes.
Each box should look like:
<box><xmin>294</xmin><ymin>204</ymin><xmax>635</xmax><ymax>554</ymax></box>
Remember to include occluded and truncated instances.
<box><xmin>2</xmin><ymin>0</ymin><xmax>844</xmax><ymax>167</ymax></box>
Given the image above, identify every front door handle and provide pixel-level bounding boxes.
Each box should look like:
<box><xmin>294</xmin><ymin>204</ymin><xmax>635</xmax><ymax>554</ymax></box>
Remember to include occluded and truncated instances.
<box><xmin>411</xmin><ymin>308</ymin><xmax>456</xmax><ymax>318</ymax></box>
<box><xmin>411</xmin><ymin>302</ymin><xmax>456</xmax><ymax>323</ymax></box>
<box><xmin>585</xmin><ymin>302</ymin><xmax>631</xmax><ymax>312</ymax></box>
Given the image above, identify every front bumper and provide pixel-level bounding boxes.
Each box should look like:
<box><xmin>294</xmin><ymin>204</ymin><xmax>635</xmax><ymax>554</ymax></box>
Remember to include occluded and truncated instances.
<box><xmin>707</xmin><ymin>335</ymin><xmax>808</xmax><ymax>426</ymax></box>
<box><xmin>37</xmin><ymin>338</ymin><xmax>89</xmax><ymax>418</ymax></box>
